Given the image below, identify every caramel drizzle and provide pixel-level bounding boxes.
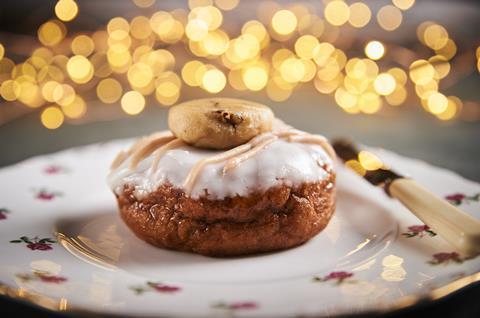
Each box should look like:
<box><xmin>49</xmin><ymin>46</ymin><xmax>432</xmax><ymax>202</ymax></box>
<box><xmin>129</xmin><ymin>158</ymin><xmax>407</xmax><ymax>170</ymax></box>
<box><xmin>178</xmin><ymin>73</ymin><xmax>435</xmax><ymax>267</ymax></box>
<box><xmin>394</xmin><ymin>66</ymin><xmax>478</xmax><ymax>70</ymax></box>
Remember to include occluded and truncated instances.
<box><xmin>222</xmin><ymin>134</ymin><xmax>278</xmax><ymax>175</ymax></box>
<box><xmin>113</xmin><ymin>126</ymin><xmax>335</xmax><ymax>195</ymax></box>
<box><xmin>150</xmin><ymin>138</ymin><xmax>185</xmax><ymax>172</ymax></box>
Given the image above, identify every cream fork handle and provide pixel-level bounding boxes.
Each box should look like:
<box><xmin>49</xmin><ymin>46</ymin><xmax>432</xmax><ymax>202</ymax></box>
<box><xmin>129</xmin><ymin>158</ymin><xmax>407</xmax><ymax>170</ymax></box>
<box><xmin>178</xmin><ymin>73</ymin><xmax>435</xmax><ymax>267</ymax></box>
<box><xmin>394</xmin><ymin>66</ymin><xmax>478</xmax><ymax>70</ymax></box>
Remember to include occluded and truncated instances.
<box><xmin>389</xmin><ymin>178</ymin><xmax>480</xmax><ymax>256</ymax></box>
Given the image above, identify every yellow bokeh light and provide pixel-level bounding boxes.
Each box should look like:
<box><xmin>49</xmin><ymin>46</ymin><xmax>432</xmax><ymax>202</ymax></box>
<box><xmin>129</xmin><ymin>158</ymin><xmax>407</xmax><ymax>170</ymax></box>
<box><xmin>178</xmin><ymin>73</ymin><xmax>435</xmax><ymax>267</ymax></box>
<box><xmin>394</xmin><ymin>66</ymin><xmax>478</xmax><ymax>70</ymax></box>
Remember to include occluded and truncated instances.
<box><xmin>436</xmin><ymin>96</ymin><xmax>459</xmax><ymax>121</ymax></box>
<box><xmin>202</xmin><ymin>68</ymin><xmax>226</xmax><ymax>93</ymax></box>
<box><xmin>202</xmin><ymin>30</ymin><xmax>229</xmax><ymax>55</ymax></box>
<box><xmin>228</xmin><ymin>69</ymin><xmax>247</xmax><ymax>91</ymax></box>
<box><xmin>423</xmin><ymin>24</ymin><xmax>449</xmax><ymax>50</ymax></box>
<box><xmin>0</xmin><ymin>43</ymin><xmax>4</xmax><ymax>60</ymax></box>
<box><xmin>61</xmin><ymin>95</ymin><xmax>86</xmax><ymax>119</ymax></box>
<box><xmin>38</xmin><ymin>20</ymin><xmax>66</xmax><ymax>47</ymax></box>
<box><xmin>133</xmin><ymin>0</ymin><xmax>155</xmax><ymax>8</ymax></box>
<box><xmin>271</xmin><ymin>10</ymin><xmax>298</xmax><ymax>35</ymax></box>
<box><xmin>189</xmin><ymin>0</ymin><xmax>212</xmax><ymax>8</ymax></box>
<box><xmin>127</xmin><ymin>63</ymin><xmax>153</xmax><ymax>88</ymax></box>
<box><xmin>55</xmin><ymin>0</ymin><xmax>79</xmax><ymax>22</ymax></box>
<box><xmin>300</xmin><ymin>59</ymin><xmax>317</xmax><ymax>82</ymax></box>
<box><xmin>348</xmin><ymin>2</ymin><xmax>371</xmax><ymax>28</ymax></box>
<box><xmin>189</xmin><ymin>6</ymin><xmax>223</xmax><ymax>30</ymax></box>
<box><xmin>365</xmin><ymin>41</ymin><xmax>385</xmax><ymax>60</ymax></box>
<box><xmin>234</xmin><ymin>34</ymin><xmax>260</xmax><ymax>60</ymax></box>
<box><xmin>242</xmin><ymin>20</ymin><xmax>268</xmax><ymax>47</ymax></box>
<box><xmin>71</xmin><ymin>35</ymin><xmax>95</xmax><ymax>57</ymax></box>
<box><xmin>344</xmin><ymin>76</ymin><xmax>368</xmax><ymax>94</ymax></box>
<box><xmin>358</xmin><ymin>151</ymin><xmax>384</xmax><ymax>170</ymax></box>
<box><xmin>214</xmin><ymin>0</ymin><xmax>239</xmax><ymax>11</ymax></box>
<box><xmin>435</xmin><ymin>39</ymin><xmax>457</xmax><ymax>60</ymax></box>
<box><xmin>41</xmin><ymin>81</ymin><xmax>61</xmax><ymax>102</ymax></box>
<box><xmin>324</xmin><ymin>1</ymin><xmax>350</xmax><ymax>26</ymax></box>
<box><xmin>41</xmin><ymin>106</ymin><xmax>64</xmax><ymax>129</ymax></box>
<box><xmin>386</xmin><ymin>86</ymin><xmax>407</xmax><ymax>106</ymax></box>
<box><xmin>427</xmin><ymin>92</ymin><xmax>448</xmax><ymax>114</ymax></box>
<box><xmin>186</xmin><ymin>19</ymin><xmax>209</xmax><ymax>41</ymax></box>
<box><xmin>53</xmin><ymin>84</ymin><xmax>76</xmax><ymax>106</ymax></box>
<box><xmin>130</xmin><ymin>16</ymin><xmax>152</xmax><ymax>40</ymax></box>
<box><xmin>313</xmin><ymin>42</ymin><xmax>335</xmax><ymax>66</ymax></box>
<box><xmin>429</xmin><ymin>55</ymin><xmax>450</xmax><ymax>79</ymax></box>
<box><xmin>242</xmin><ymin>66</ymin><xmax>268</xmax><ymax>91</ymax></box>
<box><xmin>295</xmin><ymin>35</ymin><xmax>320</xmax><ymax>59</ymax></box>
<box><xmin>97</xmin><ymin>78</ymin><xmax>123</xmax><ymax>104</ymax></box>
<box><xmin>377</xmin><ymin>5</ymin><xmax>402</xmax><ymax>31</ymax></box>
<box><xmin>156</xmin><ymin>81</ymin><xmax>180</xmax><ymax>99</ymax></box>
<box><xmin>266</xmin><ymin>78</ymin><xmax>293</xmax><ymax>101</ymax></box>
<box><xmin>107</xmin><ymin>44</ymin><xmax>131</xmax><ymax>69</ymax></box>
<box><xmin>415</xmin><ymin>79</ymin><xmax>438</xmax><ymax>99</ymax></box>
<box><xmin>314</xmin><ymin>75</ymin><xmax>342</xmax><ymax>94</ymax></box>
<box><xmin>182</xmin><ymin>60</ymin><xmax>205</xmax><ymax>87</ymax></box>
<box><xmin>388</xmin><ymin>67</ymin><xmax>407</xmax><ymax>85</ymax></box>
<box><xmin>358</xmin><ymin>92</ymin><xmax>382</xmax><ymax>114</ymax></box>
<box><xmin>280</xmin><ymin>58</ymin><xmax>305</xmax><ymax>83</ymax></box>
<box><xmin>91</xmin><ymin>52</ymin><xmax>113</xmax><ymax>78</ymax></box>
<box><xmin>0</xmin><ymin>80</ymin><xmax>21</xmax><ymax>101</ymax></box>
<box><xmin>272</xmin><ymin>48</ymin><xmax>294</xmax><ymax>69</ymax></box>
<box><xmin>335</xmin><ymin>87</ymin><xmax>358</xmax><ymax>109</ymax></box>
<box><xmin>409</xmin><ymin>59</ymin><xmax>435</xmax><ymax>85</ymax></box>
<box><xmin>107</xmin><ymin>17</ymin><xmax>130</xmax><ymax>34</ymax></box>
<box><xmin>66</xmin><ymin>55</ymin><xmax>94</xmax><ymax>84</ymax></box>
<box><xmin>374</xmin><ymin>73</ymin><xmax>396</xmax><ymax>95</ymax></box>
<box><xmin>392</xmin><ymin>0</ymin><xmax>415</xmax><ymax>10</ymax></box>
<box><xmin>121</xmin><ymin>91</ymin><xmax>145</xmax><ymax>115</ymax></box>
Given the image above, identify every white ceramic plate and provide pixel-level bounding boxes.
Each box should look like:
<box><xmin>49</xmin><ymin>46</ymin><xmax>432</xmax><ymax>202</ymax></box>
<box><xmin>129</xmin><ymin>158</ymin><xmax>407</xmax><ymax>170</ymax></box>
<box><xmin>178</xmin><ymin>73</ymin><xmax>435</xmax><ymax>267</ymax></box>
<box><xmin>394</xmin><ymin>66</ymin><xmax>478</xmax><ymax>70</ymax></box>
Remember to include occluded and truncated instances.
<box><xmin>0</xmin><ymin>140</ymin><xmax>479</xmax><ymax>317</ymax></box>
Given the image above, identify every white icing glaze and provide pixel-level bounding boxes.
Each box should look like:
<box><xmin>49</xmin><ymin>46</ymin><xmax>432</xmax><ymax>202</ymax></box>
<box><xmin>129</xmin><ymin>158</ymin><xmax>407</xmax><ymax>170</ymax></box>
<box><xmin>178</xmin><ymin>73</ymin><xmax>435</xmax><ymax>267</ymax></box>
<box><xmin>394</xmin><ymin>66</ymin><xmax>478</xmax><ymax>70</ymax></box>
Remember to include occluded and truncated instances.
<box><xmin>107</xmin><ymin>132</ymin><xmax>334</xmax><ymax>200</ymax></box>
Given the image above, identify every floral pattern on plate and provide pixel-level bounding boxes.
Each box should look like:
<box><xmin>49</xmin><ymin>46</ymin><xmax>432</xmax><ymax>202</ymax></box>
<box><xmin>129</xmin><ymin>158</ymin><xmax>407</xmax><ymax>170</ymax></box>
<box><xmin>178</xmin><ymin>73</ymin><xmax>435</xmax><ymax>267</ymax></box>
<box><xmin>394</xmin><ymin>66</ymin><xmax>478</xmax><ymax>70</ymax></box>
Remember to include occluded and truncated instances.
<box><xmin>130</xmin><ymin>282</ymin><xmax>181</xmax><ymax>295</ymax></box>
<box><xmin>211</xmin><ymin>301</ymin><xmax>258</xmax><ymax>311</ymax></box>
<box><xmin>402</xmin><ymin>225</ymin><xmax>437</xmax><ymax>238</ymax></box>
<box><xmin>313</xmin><ymin>271</ymin><xmax>355</xmax><ymax>284</ymax></box>
<box><xmin>9</xmin><ymin>236</ymin><xmax>56</xmax><ymax>251</ymax></box>
<box><xmin>43</xmin><ymin>165</ymin><xmax>70</xmax><ymax>175</ymax></box>
<box><xmin>33</xmin><ymin>188</ymin><xmax>63</xmax><ymax>201</ymax></box>
<box><xmin>0</xmin><ymin>208</ymin><xmax>10</xmax><ymax>221</ymax></box>
<box><xmin>16</xmin><ymin>271</ymin><xmax>67</xmax><ymax>284</ymax></box>
<box><xmin>445</xmin><ymin>193</ymin><xmax>480</xmax><ymax>206</ymax></box>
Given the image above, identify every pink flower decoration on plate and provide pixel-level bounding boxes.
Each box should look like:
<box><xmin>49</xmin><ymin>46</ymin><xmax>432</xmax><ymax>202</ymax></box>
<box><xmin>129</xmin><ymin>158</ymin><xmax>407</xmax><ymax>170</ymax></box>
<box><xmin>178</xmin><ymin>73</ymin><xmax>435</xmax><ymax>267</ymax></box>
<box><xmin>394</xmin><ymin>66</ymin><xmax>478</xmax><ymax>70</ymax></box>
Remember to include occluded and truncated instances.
<box><xmin>212</xmin><ymin>301</ymin><xmax>258</xmax><ymax>311</ymax></box>
<box><xmin>131</xmin><ymin>281</ymin><xmax>181</xmax><ymax>295</ymax></box>
<box><xmin>228</xmin><ymin>302</ymin><xmax>258</xmax><ymax>310</ymax></box>
<box><xmin>38</xmin><ymin>274</ymin><xmax>68</xmax><ymax>283</ymax></box>
<box><xmin>0</xmin><ymin>208</ymin><xmax>10</xmax><ymax>220</ymax></box>
<box><xmin>10</xmin><ymin>236</ymin><xmax>56</xmax><ymax>251</ymax></box>
<box><xmin>16</xmin><ymin>271</ymin><xmax>67</xmax><ymax>284</ymax></box>
<box><xmin>445</xmin><ymin>192</ymin><xmax>480</xmax><ymax>206</ymax></box>
<box><xmin>314</xmin><ymin>271</ymin><xmax>354</xmax><ymax>284</ymax></box>
<box><xmin>34</xmin><ymin>189</ymin><xmax>63</xmax><ymax>201</ymax></box>
<box><xmin>402</xmin><ymin>224</ymin><xmax>437</xmax><ymax>238</ymax></box>
<box><xmin>429</xmin><ymin>252</ymin><xmax>463</xmax><ymax>265</ymax></box>
<box><xmin>44</xmin><ymin>165</ymin><xmax>69</xmax><ymax>175</ymax></box>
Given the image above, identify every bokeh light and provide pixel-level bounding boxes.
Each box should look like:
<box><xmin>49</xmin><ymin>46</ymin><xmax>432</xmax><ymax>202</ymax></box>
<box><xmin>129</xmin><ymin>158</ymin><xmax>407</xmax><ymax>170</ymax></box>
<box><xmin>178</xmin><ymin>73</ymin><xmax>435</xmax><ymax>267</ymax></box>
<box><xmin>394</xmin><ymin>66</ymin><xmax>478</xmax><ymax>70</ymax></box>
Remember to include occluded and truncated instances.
<box><xmin>121</xmin><ymin>91</ymin><xmax>145</xmax><ymax>115</ymax></box>
<box><xmin>377</xmin><ymin>5</ymin><xmax>402</xmax><ymax>31</ymax></box>
<box><xmin>271</xmin><ymin>10</ymin><xmax>297</xmax><ymax>35</ymax></box>
<box><xmin>55</xmin><ymin>0</ymin><xmax>79</xmax><ymax>22</ymax></box>
<box><xmin>0</xmin><ymin>0</ymin><xmax>476</xmax><ymax>129</ymax></box>
<box><xmin>365</xmin><ymin>41</ymin><xmax>385</xmax><ymax>60</ymax></box>
<box><xmin>41</xmin><ymin>106</ymin><xmax>64</xmax><ymax>129</ymax></box>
